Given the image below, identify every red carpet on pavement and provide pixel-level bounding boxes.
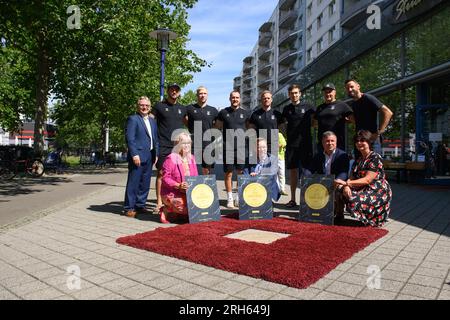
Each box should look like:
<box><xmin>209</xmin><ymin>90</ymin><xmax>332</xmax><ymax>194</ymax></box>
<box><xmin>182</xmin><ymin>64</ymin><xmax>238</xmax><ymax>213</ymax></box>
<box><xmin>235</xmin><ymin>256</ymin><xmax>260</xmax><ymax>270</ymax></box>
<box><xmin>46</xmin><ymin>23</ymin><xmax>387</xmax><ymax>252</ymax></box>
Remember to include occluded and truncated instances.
<box><xmin>116</xmin><ymin>217</ymin><xmax>388</xmax><ymax>289</ymax></box>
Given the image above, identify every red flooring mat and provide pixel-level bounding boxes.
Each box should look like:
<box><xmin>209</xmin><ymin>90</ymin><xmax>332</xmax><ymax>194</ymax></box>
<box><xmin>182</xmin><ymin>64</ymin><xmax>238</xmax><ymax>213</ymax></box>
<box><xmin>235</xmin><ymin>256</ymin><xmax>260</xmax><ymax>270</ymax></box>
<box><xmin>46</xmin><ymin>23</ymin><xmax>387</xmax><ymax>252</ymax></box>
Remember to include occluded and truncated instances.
<box><xmin>117</xmin><ymin>217</ymin><xmax>388</xmax><ymax>289</ymax></box>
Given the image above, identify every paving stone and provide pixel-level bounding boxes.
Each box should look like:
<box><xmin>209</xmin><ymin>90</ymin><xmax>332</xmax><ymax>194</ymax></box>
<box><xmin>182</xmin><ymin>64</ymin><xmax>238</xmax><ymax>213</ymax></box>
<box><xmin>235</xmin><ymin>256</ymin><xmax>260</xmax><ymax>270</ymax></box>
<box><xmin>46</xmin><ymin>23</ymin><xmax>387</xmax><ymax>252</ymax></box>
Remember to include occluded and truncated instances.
<box><xmin>189</xmin><ymin>274</ymin><xmax>225</xmax><ymax>288</ymax></box>
<box><xmin>269</xmin><ymin>294</ymin><xmax>297</xmax><ymax>300</ymax></box>
<box><xmin>143</xmin><ymin>291</ymin><xmax>181</xmax><ymax>300</ymax></box>
<box><xmin>100</xmin><ymin>277</ymin><xmax>141</xmax><ymax>292</ymax></box>
<box><xmin>120</xmin><ymin>284</ymin><xmax>158</xmax><ymax>299</ymax></box>
<box><xmin>84</xmin><ymin>271</ymin><xmax>122</xmax><ymax>285</ymax></box>
<box><xmin>310</xmin><ymin>278</ymin><xmax>334</xmax><ymax>290</ymax></box>
<box><xmin>313</xmin><ymin>291</ymin><xmax>353</xmax><ymax>300</ymax></box>
<box><xmin>207</xmin><ymin>269</ymin><xmax>236</xmax><ymax>280</ymax></box>
<box><xmin>233</xmin><ymin>275</ymin><xmax>261</xmax><ymax>286</ymax></box>
<box><xmin>338</xmin><ymin>273</ymin><xmax>367</xmax><ymax>287</ymax></box>
<box><xmin>437</xmin><ymin>289</ymin><xmax>450</xmax><ymax>300</ymax></box>
<box><xmin>145</xmin><ymin>275</ymin><xmax>182</xmax><ymax>290</ymax></box>
<box><xmin>396</xmin><ymin>294</ymin><xmax>428</xmax><ymax>300</ymax></box>
<box><xmin>380</xmin><ymin>269</ymin><xmax>412</xmax><ymax>282</ymax></box>
<box><xmin>233</xmin><ymin>286</ymin><xmax>276</xmax><ymax>300</ymax></box>
<box><xmin>70</xmin><ymin>286</ymin><xmax>113</xmax><ymax>300</ymax></box>
<box><xmin>357</xmin><ymin>288</ymin><xmax>398</xmax><ymax>300</ymax></box>
<box><xmin>400</xmin><ymin>284</ymin><xmax>439</xmax><ymax>299</ymax></box>
<box><xmin>111</xmin><ymin>264</ymin><xmax>145</xmax><ymax>276</ymax></box>
<box><xmin>187</xmin><ymin>290</ymin><xmax>229</xmax><ymax>300</ymax></box>
<box><xmin>325</xmin><ymin>281</ymin><xmax>364</xmax><ymax>298</ymax></box>
<box><xmin>164</xmin><ymin>282</ymin><xmax>206</xmax><ymax>299</ymax></box>
<box><xmin>23</xmin><ymin>287</ymin><xmax>66</xmax><ymax>300</ymax></box>
<box><xmin>210</xmin><ymin>280</ymin><xmax>250</xmax><ymax>295</ymax></box>
<box><xmin>9</xmin><ymin>280</ymin><xmax>50</xmax><ymax>297</ymax></box>
<box><xmin>0</xmin><ymin>288</ymin><xmax>20</xmax><ymax>300</ymax></box>
<box><xmin>385</xmin><ymin>263</ymin><xmax>417</xmax><ymax>273</ymax></box>
<box><xmin>254</xmin><ymin>280</ymin><xmax>288</xmax><ymax>293</ymax></box>
<box><xmin>408</xmin><ymin>274</ymin><xmax>445</xmax><ymax>289</ymax></box>
<box><xmin>0</xmin><ymin>274</ymin><xmax>37</xmax><ymax>288</ymax></box>
<box><xmin>280</xmin><ymin>287</ymin><xmax>321</xmax><ymax>300</ymax></box>
<box><xmin>127</xmin><ymin>270</ymin><xmax>161</xmax><ymax>283</ymax></box>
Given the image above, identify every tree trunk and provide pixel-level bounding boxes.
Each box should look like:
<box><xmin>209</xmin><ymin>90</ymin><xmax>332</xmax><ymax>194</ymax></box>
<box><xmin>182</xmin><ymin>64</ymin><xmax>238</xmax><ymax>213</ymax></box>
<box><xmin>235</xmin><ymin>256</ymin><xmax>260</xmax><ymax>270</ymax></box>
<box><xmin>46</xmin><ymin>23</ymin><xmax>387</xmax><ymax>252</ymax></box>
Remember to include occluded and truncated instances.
<box><xmin>33</xmin><ymin>29</ymin><xmax>50</xmax><ymax>157</ymax></box>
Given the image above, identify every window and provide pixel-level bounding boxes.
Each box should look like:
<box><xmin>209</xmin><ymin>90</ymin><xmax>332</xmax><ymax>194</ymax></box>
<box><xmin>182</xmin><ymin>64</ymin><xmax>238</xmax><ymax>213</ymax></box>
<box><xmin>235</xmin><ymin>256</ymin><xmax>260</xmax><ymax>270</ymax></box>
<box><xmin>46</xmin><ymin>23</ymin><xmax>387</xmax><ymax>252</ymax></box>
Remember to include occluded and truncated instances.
<box><xmin>328</xmin><ymin>0</ymin><xmax>336</xmax><ymax>17</ymax></box>
<box><xmin>317</xmin><ymin>37</ymin><xmax>323</xmax><ymax>53</ymax></box>
<box><xmin>307</xmin><ymin>3</ymin><xmax>312</xmax><ymax>17</ymax></box>
<box><xmin>307</xmin><ymin>25</ymin><xmax>312</xmax><ymax>39</ymax></box>
<box><xmin>317</xmin><ymin>13</ymin><xmax>323</xmax><ymax>30</ymax></box>
<box><xmin>328</xmin><ymin>26</ymin><xmax>336</xmax><ymax>44</ymax></box>
<box><xmin>307</xmin><ymin>48</ymin><xmax>312</xmax><ymax>62</ymax></box>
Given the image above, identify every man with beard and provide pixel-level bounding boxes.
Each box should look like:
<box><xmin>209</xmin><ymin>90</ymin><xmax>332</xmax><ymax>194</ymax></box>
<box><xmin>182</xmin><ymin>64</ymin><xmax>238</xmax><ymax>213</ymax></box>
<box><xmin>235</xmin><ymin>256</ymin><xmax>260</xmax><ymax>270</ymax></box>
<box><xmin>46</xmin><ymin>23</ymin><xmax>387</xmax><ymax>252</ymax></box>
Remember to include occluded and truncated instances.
<box><xmin>152</xmin><ymin>83</ymin><xmax>187</xmax><ymax>211</ymax></box>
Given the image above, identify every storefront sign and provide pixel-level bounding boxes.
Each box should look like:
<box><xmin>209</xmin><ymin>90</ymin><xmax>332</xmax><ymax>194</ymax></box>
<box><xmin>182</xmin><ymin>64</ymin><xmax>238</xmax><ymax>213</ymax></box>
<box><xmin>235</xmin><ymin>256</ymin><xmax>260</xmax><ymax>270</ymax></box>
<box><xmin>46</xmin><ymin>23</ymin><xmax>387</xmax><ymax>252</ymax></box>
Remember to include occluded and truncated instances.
<box><xmin>391</xmin><ymin>0</ymin><xmax>444</xmax><ymax>24</ymax></box>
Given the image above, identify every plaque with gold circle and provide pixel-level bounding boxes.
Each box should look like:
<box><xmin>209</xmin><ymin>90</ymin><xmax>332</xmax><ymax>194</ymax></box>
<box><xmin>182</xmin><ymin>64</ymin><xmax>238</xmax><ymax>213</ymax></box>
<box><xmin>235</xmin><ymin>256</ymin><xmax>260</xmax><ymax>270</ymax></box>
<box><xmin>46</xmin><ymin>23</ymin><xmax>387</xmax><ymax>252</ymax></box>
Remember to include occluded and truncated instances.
<box><xmin>191</xmin><ymin>184</ymin><xmax>214</xmax><ymax>209</ymax></box>
<box><xmin>243</xmin><ymin>183</ymin><xmax>267</xmax><ymax>208</ymax></box>
<box><xmin>305</xmin><ymin>183</ymin><xmax>329</xmax><ymax>210</ymax></box>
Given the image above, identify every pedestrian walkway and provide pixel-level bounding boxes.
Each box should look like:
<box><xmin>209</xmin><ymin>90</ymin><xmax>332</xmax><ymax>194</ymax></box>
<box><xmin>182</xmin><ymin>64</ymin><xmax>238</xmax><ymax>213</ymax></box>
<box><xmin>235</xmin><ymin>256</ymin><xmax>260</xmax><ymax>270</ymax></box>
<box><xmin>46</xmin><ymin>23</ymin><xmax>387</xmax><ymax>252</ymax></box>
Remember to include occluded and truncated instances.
<box><xmin>0</xmin><ymin>177</ymin><xmax>449</xmax><ymax>300</ymax></box>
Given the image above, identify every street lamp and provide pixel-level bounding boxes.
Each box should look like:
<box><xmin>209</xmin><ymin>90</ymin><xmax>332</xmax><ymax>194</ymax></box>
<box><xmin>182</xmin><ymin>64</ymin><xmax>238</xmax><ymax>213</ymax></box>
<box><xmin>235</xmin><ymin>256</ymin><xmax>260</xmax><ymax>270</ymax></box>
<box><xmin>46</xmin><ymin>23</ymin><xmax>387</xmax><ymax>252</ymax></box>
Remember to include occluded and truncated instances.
<box><xmin>149</xmin><ymin>28</ymin><xmax>178</xmax><ymax>101</ymax></box>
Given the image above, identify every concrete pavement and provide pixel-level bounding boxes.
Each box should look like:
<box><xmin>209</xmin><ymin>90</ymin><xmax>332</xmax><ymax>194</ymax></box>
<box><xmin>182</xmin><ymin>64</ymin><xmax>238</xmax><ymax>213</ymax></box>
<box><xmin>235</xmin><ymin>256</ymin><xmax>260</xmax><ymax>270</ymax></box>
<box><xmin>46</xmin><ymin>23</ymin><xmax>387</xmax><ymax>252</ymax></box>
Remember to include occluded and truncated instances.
<box><xmin>0</xmin><ymin>170</ymin><xmax>449</xmax><ymax>300</ymax></box>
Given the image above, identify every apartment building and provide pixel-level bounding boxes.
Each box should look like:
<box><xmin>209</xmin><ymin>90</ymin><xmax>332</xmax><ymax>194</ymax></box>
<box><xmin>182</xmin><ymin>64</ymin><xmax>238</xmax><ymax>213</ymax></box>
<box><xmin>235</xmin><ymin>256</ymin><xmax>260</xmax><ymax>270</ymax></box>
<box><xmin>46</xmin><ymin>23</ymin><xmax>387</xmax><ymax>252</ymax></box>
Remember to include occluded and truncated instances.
<box><xmin>233</xmin><ymin>0</ymin><xmax>307</xmax><ymax>110</ymax></box>
<box><xmin>305</xmin><ymin>0</ymin><xmax>341</xmax><ymax>65</ymax></box>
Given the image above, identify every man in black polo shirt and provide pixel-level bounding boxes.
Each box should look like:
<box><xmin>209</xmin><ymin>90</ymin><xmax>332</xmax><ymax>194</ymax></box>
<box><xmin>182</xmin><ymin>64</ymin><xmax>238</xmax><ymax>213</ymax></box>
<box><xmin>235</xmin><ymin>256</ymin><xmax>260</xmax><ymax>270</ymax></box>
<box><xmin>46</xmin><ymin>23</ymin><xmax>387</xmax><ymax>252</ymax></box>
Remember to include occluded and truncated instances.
<box><xmin>186</xmin><ymin>86</ymin><xmax>219</xmax><ymax>175</ymax></box>
<box><xmin>216</xmin><ymin>90</ymin><xmax>251</xmax><ymax>208</ymax></box>
<box><xmin>152</xmin><ymin>83</ymin><xmax>187</xmax><ymax>210</ymax></box>
<box><xmin>249</xmin><ymin>90</ymin><xmax>283</xmax><ymax>155</ymax></box>
<box><xmin>345</xmin><ymin>79</ymin><xmax>393</xmax><ymax>157</ymax></box>
<box><xmin>281</xmin><ymin>84</ymin><xmax>315</xmax><ymax>208</ymax></box>
<box><xmin>314</xmin><ymin>83</ymin><xmax>353</xmax><ymax>151</ymax></box>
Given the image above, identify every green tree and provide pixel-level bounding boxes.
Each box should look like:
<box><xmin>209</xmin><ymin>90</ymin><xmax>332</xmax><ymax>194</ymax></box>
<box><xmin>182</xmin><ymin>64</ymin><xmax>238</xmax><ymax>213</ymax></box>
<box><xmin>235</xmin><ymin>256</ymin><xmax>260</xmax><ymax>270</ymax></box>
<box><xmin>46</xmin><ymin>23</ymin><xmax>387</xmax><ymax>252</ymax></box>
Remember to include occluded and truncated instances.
<box><xmin>0</xmin><ymin>0</ymin><xmax>206</xmax><ymax>155</ymax></box>
<box><xmin>179</xmin><ymin>89</ymin><xmax>197</xmax><ymax>105</ymax></box>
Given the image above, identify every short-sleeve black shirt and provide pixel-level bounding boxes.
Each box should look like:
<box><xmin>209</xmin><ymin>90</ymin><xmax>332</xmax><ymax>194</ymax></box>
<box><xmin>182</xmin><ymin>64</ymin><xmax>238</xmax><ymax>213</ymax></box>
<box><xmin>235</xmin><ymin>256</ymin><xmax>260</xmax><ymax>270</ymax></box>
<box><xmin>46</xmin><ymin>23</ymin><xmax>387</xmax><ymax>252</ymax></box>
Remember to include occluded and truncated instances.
<box><xmin>186</xmin><ymin>104</ymin><xmax>219</xmax><ymax>134</ymax></box>
<box><xmin>281</xmin><ymin>102</ymin><xmax>315</xmax><ymax>148</ymax></box>
<box><xmin>152</xmin><ymin>101</ymin><xmax>187</xmax><ymax>148</ymax></box>
<box><xmin>350</xmin><ymin>93</ymin><xmax>384</xmax><ymax>133</ymax></box>
<box><xmin>249</xmin><ymin>108</ymin><xmax>283</xmax><ymax>147</ymax></box>
<box><xmin>218</xmin><ymin>107</ymin><xmax>251</xmax><ymax>146</ymax></box>
<box><xmin>315</xmin><ymin>100</ymin><xmax>353</xmax><ymax>149</ymax></box>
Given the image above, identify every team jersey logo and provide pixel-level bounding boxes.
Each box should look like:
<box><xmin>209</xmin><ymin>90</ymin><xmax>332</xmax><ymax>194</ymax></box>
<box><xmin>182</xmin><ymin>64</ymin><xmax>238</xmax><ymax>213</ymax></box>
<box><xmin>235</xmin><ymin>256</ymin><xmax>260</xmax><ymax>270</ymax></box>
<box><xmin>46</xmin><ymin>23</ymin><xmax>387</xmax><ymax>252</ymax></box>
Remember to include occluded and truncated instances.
<box><xmin>165</xmin><ymin>108</ymin><xmax>169</xmax><ymax>112</ymax></box>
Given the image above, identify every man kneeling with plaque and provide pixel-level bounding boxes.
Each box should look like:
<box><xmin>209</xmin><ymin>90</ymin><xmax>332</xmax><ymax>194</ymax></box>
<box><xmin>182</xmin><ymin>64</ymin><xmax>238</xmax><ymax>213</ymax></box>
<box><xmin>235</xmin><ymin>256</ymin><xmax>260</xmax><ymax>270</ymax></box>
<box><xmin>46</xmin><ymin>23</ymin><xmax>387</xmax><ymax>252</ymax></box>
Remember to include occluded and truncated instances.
<box><xmin>248</xmin><ymin>138</ymin><xmax>281</xmax><ymax>202</ymax></box>
<box><xmin>305</xmin><ymin>131</ymin><xmax>350</xmax><ymax>222</ymax></box>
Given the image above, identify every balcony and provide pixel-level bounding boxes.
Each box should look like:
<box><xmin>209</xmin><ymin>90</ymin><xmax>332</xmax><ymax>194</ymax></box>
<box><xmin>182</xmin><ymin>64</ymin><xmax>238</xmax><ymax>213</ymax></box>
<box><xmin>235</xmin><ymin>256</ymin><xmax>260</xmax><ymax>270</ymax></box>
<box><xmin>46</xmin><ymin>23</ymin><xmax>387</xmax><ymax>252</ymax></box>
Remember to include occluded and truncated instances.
<box><xmin>341</xmin><ymin>0</ymin><xmax>372</xmax><ymax>29</ymax></box>
<box><xmin>258</xmin><ymin>31</ymin><xmax>272</xmax><ymax>46</ymax></box>
<box><xmin>278</xmin><ymin>49</ymin><xmax>300</xmax><ymax>65</ymax></box>
<box><xmin>258</xmin><ymin>75</ymin><xmax>273</xmax><ymax>88</ymax></box>
<box><xmin>278</xmin><ymin>29</ymin><xmax>300</xmax><ymax>47</ymax></box>
<box><xmin>259</xmin><ymin>21</ymin><xmax>273</xmax><ymax>33</ymax></box>
<box><xmin>243</xmin><ymin>56</ymin><xmax>253</xmax><ymax>64</ymax></box>
<box><xmin>241</xmin><ymin>96</ymin><xmax>251</xmax><ymax>105</ymax></box>
<box><xmin>242</xmin><ymin>73</ymin><xmax>253</xmax><ymax>84</ymax></box>
<box><xmin>278</xmin><ymin>67</ymin><xmax>297</xmax><ymax>84</ymax></box>
<box><xmin>258</xmin><ymin>47</ymin><xmax>273</xmax><ymax>60</ymax></box>
<box><xmin>233</xmin><ymin>76</ymin><xmax>241</xmax><ymax>89</ymax></box>
<box><xmin>279</xmin><ymin>10</ymin><xmax>298</xmax><ymax>28</ymax></box>
<box><xmin>258</xmin><ymin>61</ymin><xmax>272</xmax><ymax>75</ymax></box>
<box><xmin>279</xmin><ymin>0</ymin><xmax>296</xmax><ymax>11</ymax></box>
<box><xmin>242</xmin><ymin>82</ymin><xmax>253</xmax><ymax>93</ymax></box>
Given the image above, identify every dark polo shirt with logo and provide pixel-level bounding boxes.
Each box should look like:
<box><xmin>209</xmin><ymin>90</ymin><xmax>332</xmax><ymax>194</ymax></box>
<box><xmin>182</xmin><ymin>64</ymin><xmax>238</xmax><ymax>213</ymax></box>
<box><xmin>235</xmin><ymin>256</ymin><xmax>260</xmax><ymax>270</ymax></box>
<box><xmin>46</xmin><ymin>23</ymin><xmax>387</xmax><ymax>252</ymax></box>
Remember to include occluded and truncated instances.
<box><xmin>152</xmin><ymin>100</ymin><xmax>187</xmax><ymax>149</ymax></box>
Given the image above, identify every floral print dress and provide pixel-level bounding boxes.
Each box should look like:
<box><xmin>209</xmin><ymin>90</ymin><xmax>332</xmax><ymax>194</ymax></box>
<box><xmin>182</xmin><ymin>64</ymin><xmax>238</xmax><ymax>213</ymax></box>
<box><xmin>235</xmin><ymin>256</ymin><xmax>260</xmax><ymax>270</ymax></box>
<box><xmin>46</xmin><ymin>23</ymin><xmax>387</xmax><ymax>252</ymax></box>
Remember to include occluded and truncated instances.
<box><xmin>347</xmin><ymin>152</ymin><xmax>392</xmax><ymax>227</ymax></box>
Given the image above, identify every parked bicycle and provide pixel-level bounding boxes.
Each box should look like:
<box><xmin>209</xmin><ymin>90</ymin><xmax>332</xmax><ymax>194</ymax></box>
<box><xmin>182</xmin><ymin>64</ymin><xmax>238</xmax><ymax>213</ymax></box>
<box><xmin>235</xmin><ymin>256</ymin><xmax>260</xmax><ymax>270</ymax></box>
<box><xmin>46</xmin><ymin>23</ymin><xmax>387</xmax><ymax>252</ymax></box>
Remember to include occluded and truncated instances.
<box><xmin>0</xmin><ymin>146</ymin><xmax>45</xmax><ymax>180</ymax></box>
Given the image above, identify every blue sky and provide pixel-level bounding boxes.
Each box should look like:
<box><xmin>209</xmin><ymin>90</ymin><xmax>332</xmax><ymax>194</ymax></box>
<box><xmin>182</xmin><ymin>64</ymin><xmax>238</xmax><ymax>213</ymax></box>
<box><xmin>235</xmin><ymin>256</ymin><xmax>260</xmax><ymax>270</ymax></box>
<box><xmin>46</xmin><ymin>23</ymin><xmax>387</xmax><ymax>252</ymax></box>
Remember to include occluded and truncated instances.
<box><xmin>183</xmin><ymin>0</ymin><xmax>279</xmax><ymax>109</ymax></box>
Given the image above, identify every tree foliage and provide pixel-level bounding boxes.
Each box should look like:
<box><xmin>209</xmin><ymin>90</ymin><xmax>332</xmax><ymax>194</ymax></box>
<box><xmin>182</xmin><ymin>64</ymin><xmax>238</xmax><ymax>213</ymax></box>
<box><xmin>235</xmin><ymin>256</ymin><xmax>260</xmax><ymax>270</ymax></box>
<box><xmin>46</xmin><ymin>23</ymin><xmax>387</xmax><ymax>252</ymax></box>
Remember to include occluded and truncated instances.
<box><xmin>0</xmin><ymin>0</ymin><xmax>207</xmax><ymax>154</ymax></box>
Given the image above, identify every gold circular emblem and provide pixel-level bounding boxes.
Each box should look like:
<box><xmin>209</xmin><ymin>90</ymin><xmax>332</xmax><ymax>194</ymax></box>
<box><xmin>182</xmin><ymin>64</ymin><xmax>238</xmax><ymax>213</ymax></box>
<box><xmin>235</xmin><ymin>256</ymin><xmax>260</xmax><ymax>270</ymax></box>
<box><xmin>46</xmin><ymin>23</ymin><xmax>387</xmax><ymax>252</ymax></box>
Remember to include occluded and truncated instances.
<box><xmin>191</xmin><ymin>184</ymin><xmax>214</xmax><ymax>209</ymax></box>
<box><xmin>243</xmin><ymin>183</ymin><xmax>267</xmax><ymax>208</ymax></box>
<box><xmin>305</xmin><ymin>184</ymin><xmax>329</xmax><ymax>210</ymax></box>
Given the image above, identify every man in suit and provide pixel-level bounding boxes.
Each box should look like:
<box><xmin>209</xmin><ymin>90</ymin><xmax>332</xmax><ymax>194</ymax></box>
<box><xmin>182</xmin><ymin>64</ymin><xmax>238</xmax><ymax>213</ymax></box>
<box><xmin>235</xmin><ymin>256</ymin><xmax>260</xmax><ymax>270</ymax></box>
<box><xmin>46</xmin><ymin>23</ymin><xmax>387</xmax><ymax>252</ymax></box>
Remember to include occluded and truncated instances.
<box><xmin>306</xmin><ymin>131</ymin><xmax>349</xmax><ymax>221</ymax></box>
<box><xmin>124</xmin><ymin>96</ymin><xmax>159</xmax><ymax>218</ymax></box>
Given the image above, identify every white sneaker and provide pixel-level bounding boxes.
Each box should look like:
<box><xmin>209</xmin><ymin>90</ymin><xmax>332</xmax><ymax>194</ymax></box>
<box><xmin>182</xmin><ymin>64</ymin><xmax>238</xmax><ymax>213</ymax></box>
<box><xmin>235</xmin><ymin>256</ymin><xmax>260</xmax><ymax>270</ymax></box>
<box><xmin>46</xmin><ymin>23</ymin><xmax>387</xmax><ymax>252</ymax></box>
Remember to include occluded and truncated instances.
<box><xmin>226</xmin><ymin>199</ymin><xmax>235</xmax><ymax>209</ymax></box>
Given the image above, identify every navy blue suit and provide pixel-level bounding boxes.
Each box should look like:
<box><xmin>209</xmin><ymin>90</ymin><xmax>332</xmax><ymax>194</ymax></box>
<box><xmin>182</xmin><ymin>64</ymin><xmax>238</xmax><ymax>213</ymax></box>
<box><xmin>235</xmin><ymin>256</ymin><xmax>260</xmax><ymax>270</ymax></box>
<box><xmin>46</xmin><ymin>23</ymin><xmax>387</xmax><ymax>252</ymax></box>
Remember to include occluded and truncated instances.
<box><xmin>306</xmin><ymin>148</ymin><xmax>350</xmax><ymax>180</ymax></box>
<box><xmin>124</xmin><ymin>114</ymin><xmax>159</xmax><ymax>211</ymax></box>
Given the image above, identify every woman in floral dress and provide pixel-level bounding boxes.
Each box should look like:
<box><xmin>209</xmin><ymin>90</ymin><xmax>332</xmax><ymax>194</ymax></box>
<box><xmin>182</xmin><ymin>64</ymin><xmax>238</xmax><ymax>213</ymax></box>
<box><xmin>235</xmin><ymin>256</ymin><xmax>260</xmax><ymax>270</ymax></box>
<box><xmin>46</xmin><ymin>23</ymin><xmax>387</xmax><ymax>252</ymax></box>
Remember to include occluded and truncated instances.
<box><xmin>335</xmin><ymin>130</ymin><xmax>392</xmax><ymax>227</ymax></box>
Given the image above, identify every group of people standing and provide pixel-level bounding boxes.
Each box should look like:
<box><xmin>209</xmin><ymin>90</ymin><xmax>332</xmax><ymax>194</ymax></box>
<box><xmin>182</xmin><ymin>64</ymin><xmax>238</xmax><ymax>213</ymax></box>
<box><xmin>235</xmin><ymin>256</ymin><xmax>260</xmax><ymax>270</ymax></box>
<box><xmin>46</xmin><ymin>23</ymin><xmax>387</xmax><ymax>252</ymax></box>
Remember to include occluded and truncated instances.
<box><xmin>124</xmin><ymin>79</ymin><xmax>394</xmax><ymax>227</ymax></box>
